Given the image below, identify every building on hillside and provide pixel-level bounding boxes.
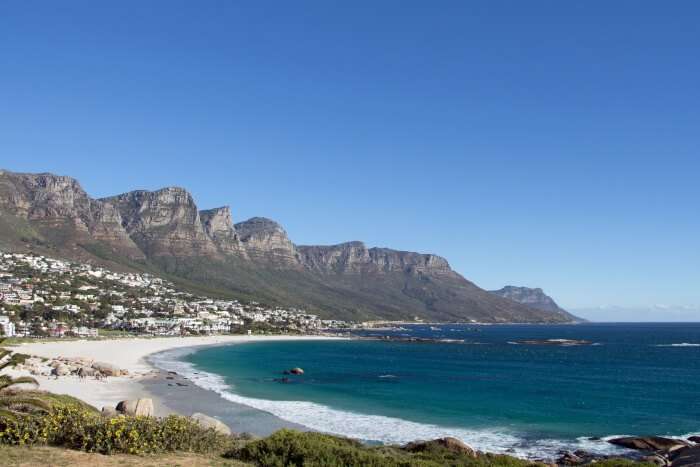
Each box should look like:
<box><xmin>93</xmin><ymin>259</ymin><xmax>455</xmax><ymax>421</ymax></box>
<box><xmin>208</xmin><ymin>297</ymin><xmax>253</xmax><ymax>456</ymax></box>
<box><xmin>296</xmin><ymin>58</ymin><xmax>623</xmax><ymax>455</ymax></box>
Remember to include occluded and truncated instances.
<box><xmin>0</xmin><ymin>315</ymin><xmax>15</xmax><ymax>337</ymax></box>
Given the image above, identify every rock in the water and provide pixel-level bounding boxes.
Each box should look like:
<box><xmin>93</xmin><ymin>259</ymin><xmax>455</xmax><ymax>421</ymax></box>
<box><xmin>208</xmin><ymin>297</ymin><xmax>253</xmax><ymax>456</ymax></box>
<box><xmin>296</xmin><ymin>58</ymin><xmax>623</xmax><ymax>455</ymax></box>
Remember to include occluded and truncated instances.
<box><xmin>688</xmin><ymin>436</ymin><xmax>700</xmax><ymax>444</ymax></box>
<box><xmin>115</xmin><ymin>398</ymin><xmax>153</xmax><ymax>417</ymax></box>
<box><xmin>289</xmin><ymin>367</ymin><xmax>304</xmax><ymax>375</ymax></box>
<box><xmin>404</xmin><ymin>437</ymin><xmax>476</xmax><ymax>457</ymax></box>
<box><xmin>191</xmin><ymin>413</ymin><xmax>232</xmax><ymax>435</ymax></box>
<box><xmin>609</xmin><ymin>436</ymin><xmax>690</xmax><ymax>452</ymax></box>
<box><xmin>92</xmin><ymin>361</ymin><xmax>121</xmax><ymax>377</ymax></box>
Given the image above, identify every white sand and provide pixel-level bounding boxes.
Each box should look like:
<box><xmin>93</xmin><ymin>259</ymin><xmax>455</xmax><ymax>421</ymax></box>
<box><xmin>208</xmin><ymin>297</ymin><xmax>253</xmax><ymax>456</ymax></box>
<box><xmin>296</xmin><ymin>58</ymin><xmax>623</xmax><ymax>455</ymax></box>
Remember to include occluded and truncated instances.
<box><xmin>3</xmin><ymin>335</ymin><xmax>337</xmax><ymax>412</ymax></box>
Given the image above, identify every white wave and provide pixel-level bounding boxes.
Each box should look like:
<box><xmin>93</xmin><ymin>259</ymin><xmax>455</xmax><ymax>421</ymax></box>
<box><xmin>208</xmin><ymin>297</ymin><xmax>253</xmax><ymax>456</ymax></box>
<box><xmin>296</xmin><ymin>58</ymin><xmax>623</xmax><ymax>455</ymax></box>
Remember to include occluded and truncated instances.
<box><xmin>147</xmin><ymin>347</ymin><xmax>638</xmax><ymax>459</ymax></box>
<box><xmin>655</xmin><ymin>343</ymin><xmax>700</xmax><ymax>347</ymax></box>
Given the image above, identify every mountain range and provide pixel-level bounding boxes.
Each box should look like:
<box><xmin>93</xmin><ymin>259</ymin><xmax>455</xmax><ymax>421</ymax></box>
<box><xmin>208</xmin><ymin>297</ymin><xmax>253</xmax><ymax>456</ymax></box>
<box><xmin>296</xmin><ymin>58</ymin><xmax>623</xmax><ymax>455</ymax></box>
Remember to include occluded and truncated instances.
<box><xmin>0</xmin><ymin>169</ymin><xmax>579</xmax><ymax>323</ymax></box>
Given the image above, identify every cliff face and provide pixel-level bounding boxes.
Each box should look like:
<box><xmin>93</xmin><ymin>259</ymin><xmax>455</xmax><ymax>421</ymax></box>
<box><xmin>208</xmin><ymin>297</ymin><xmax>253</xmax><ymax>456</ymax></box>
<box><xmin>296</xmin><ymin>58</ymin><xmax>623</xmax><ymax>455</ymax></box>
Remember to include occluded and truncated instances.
<box><xmin>0</xmin><ymin>169</ymin><xmax>577</xmax><ymax>323</ymax></box>
<box><xmin>298</xmin><ymin>242</ymin><xmax>453</xmax><ymax>276</ymax></box>
<box><xmin>199</xmin><ymin>206</ymin><xmax>246</xmax><ymax>255</ymax></box>
<box><xmin>234</xmin><ymin>217</ymin><xmax>299</xmax><ymax>265</ymax></box>
<box><xmin>101</xmin><ymin>188</ymin><xmax>217</xmax><ymax>257</ymax></box>
<box><xmin>0</xmin><ymin>170</ymin><xmax>143</xmax><ymax>259</ymax></box>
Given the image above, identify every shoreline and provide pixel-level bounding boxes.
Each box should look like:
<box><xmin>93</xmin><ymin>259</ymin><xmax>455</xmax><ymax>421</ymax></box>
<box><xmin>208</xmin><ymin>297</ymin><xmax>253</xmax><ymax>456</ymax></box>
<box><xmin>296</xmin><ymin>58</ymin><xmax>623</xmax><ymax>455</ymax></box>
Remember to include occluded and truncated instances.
<box><xmin>5</xmin><ymin>333</ymin><xmax>697</xmax><ymax>461</ymax></box>
<box><xmin>5</xmin><ymin>335</ymin><xmax>341</xmax><ymax>415</ymax></box>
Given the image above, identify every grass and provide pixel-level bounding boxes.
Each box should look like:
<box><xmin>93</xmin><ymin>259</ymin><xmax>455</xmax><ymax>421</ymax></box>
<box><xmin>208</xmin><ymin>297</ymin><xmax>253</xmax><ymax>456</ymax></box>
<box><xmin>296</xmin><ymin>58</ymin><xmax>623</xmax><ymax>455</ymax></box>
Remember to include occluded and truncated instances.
<box><xmin>0</xmin><ymin>445</ymin><xmax>251</xmax><ymax>466</ymax></box>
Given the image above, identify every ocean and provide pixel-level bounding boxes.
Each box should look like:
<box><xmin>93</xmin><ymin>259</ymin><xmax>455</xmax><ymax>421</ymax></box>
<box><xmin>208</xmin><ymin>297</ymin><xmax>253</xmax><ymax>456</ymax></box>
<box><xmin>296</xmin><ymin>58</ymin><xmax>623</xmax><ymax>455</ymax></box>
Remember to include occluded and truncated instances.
<box><xmin>147</xmin><ymin>323</ymin><xmax>700</xmax><ymax>459</ymax></box>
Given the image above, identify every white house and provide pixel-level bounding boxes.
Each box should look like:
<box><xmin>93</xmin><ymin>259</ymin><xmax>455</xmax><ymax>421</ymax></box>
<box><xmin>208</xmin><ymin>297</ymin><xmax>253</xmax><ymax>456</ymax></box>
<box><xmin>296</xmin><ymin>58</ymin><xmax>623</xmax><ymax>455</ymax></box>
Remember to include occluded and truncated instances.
<box><xmin>0</xmin><ymin>315</ymin><xmax>16</xmax><ymax>337</ymax></box>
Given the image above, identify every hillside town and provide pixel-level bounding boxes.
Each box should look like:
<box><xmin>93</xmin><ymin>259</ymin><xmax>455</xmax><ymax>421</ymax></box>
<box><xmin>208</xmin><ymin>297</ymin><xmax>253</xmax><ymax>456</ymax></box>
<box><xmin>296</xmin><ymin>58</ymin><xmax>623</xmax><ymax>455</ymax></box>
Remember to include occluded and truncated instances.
<box><xmin>0</xmin><ymin>251</ymin><xmax>349</xmax><ymax>338</ymax></box>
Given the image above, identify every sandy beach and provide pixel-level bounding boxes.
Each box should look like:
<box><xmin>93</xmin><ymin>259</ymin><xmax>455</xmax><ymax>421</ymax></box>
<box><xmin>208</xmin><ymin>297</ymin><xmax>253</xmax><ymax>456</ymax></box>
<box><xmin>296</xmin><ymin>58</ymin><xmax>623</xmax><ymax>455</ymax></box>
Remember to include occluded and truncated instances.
<box><xmin>4</xmin><ymin>335</ymin><xmax>338</xmax><ymax>414</ymax></box>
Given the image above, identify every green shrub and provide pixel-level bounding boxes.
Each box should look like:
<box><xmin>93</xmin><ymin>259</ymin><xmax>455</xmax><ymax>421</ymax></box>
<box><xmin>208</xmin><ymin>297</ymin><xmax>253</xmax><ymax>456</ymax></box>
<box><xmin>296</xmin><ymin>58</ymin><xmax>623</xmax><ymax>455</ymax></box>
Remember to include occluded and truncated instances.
<box><xmin>225</xmin><ymin>429</ymin><xmax>536</xmax><ymax>467</ymax></box>
<box><xmin>0</xmin><ymin>405</ymin><xmax>233</xmax><ymax>455</ymax></box>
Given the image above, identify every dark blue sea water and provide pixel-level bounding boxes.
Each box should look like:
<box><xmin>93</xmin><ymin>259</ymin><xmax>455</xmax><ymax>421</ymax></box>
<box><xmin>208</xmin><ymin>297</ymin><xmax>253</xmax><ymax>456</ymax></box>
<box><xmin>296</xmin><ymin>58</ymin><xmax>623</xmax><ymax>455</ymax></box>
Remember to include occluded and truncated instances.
<box><xmin>156</xmin><ymin>323</ymin><xmax>700</xmax><ymax>458</ymax></box>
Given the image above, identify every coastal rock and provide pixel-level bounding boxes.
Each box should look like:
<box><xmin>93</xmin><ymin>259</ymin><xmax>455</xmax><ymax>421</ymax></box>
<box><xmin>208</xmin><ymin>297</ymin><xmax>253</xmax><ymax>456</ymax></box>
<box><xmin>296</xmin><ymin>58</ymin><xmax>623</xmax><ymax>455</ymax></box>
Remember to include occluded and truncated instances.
<box><xmin>404</xmin><ymin>437</ymin><xmax>476</xmax><ymax>457</ymax></box>
<box><xmin>52</xmin><ymin>363</ymin><xmax>71</xmax><ymax>376</ymax></box>
<box><xmin>556</xmin><ymin>451</ymin><xmax>583</xmax><ymax>465</ymax></box>
<box><xmin>101</xmin><ymin>406</ymin><xmax>118</xmax><ymax>417</ymax></box>
<box><xmin>191</xmin><ymin>413</ymin><xmax>232</xmax><ymax>435</ymax></box>
<box><xmin>688</xmin><ymin>436</ymin><xmax>700</xmax><ymax>443</ymax></box>
<box><xmin>512</xmin><ymin>339</ymin><xmax>593</xmax><ymax>346</ymax></box>
<box><xmin>92</xmin><ymin>361</ymin><xmax>121</xmax><ymax>376</ymax></box>
<box><xmin>133</xmin><ymin>398</ymin><xmax>154</xmax><ymax>417</ymax></box>
<box><xmin>289</xmin><ymin>367</ymin><xmax>304</xmax><ymax>375</ymax></box>
<box><xmin>116</xmin><ymin>398</ymin><xmax>154</xmax><ymax>417</ymax></box>
<box><xmin>642</xmin><ymin>454</ymin><xmax>671</xmax><ymax>466</ymax></box>
<box><xmin>669</xmin><ymin>445</ymin><xmax>700</xmax><ymax>467</ymax></box>
<box><xmin>78</xmin><ymin>366</ymin><xmax>97</xmax><ymax>377</ymax></box>
<box><xmin>608</xmin><ymin>436</ymin><xmax>690</xmax><ymax>452</ymax></box>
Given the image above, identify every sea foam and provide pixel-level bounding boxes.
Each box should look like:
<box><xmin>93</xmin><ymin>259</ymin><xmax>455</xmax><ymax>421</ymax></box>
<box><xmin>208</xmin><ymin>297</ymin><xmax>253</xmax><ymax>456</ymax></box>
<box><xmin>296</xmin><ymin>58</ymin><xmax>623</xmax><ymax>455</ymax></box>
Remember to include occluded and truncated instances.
<box><xmin>148</xmin><ymin>346</ymin><xmax>639</xmax><ymax>460</ymax></box>
<box><xmin>655</xmin><ymin>343</ymin><xmax>700</xmax><ymax>347</ymax></box>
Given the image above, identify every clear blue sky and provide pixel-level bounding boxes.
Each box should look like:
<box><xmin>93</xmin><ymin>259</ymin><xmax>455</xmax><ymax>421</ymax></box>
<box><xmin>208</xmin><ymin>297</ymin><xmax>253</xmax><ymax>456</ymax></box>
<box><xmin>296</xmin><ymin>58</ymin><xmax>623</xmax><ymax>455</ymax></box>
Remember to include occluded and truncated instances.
<box><xmin>1</xmin><ymin>2</ymin><xmax>698</xmax><ymax>320</ymax></box>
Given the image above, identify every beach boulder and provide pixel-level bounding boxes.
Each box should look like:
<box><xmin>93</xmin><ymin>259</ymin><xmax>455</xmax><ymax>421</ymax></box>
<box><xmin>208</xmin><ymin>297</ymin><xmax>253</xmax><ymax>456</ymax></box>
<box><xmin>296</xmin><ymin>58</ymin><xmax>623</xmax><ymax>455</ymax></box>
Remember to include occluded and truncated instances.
<box><xmin>101</xmin><ymin>406</ymin><xmax>118</xmax><ymax>417</ymax></box>
<box><xmin>608</xmin><ymin>436</ymin><xmax>690</xmax><ymax>453</ymax></box>
<box><xmin>191</xmin><ymin>413</ymin><xmax>232</xmax><ymax>435</ymax></box>
<box><xmin>404</xmin><ymin>437</ymin><xmax>476</xmax><ymax>457</ymax></box>
<box><xmin>688</xmin><ymin>436</ymin><xmax>700</xmax><ymax>444</ymax></box>
<box><xmin>78</xmin><ymin>366</ymin><xmax>97</xmax><ymax>377</ymax></box>
<box><xmin>92</xmin><ymin>361</ymin><xmax>121</xmax><ymax>377</ymax></box>
<box><xmin>116</xmin><ymin>398</ymin><xmax>154</xmax><ymax>417</ymax></box>
<box><xmin>52</xmin><ymin>363</ymin><xmax>71</xmax><ymax>376</ymax></box>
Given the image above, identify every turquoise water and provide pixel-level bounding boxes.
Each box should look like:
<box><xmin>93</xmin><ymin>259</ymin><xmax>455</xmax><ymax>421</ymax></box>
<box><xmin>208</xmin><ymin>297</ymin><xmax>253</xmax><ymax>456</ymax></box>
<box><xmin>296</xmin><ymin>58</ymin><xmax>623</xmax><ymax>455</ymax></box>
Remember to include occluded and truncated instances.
<box><xmin>172</xmin><ymin>324</ymin><xmax>700</xmax><ymax>457</ymax></box>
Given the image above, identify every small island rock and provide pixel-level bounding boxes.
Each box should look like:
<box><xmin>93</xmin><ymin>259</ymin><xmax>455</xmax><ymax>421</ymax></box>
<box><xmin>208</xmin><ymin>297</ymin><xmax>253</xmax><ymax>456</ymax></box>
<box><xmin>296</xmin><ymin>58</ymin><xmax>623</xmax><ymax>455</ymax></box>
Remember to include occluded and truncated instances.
<box><xmin>608</xmin><ymin>436</ymin><xmax>689</xmax><ymax>452</ymax></box>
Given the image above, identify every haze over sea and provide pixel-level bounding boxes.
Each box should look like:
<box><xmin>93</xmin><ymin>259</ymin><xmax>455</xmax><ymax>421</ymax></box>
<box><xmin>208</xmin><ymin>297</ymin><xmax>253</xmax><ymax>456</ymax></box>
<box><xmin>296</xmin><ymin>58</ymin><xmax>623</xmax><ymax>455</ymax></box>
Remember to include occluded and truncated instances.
<box><xmin>150</xmin><ymin>323</ymin><xmax>700</xmax><ymax>459</ymax></box>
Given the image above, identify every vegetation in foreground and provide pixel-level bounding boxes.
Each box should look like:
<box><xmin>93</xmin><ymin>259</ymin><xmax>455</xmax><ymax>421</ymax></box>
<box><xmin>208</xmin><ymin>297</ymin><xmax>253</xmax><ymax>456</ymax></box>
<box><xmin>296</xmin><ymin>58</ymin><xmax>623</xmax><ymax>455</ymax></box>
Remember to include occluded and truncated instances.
<box><xmin>0</xmin><ymin>387</ymin><xmax>656</xmax><ymax>466</ymax></box>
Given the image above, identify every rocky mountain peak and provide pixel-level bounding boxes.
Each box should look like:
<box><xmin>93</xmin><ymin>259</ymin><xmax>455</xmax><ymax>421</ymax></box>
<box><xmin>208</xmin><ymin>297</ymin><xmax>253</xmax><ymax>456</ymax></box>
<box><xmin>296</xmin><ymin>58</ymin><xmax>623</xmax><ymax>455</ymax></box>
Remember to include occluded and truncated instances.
<box><xmin>0</xmin><ymin>170</ymin><xmax>144</xmax><ymax>258</ymax></box>
<box><xmin>100</xmin><ymin>187</ymin><xmax>215</xmax><ymax>257</ymax></box>
<box><xmin>0</xmin><ymin>169</ymin><xmax>579</xmax><ymax>323</ymax></box>
<box><xmin>235</xmin><ymin>217</ymin><xmax>286</xmax><ymax>238</ymax></box>
<box><xmin>199</xmin><ymin>206</ymin><xmax>246</xmax><ymax>255</ymax></box>
<box><xmin>234</xmin><ymin>217</ymin><xmax>298</xmax><ymax>264</ymax></box>
<box><xmin>489</xmin><ymin>285</ymin><xmax>581</xmax><ymax>321</ymax></box>
<box><xmin>200</xmin><ymin>206</ymin><xmax>234</xmax><ymax>237</ymax></box>
<box><xmin>0</xmin><ymin>170</ymin><xmax>91</xmax><ymax>220</ymax></box>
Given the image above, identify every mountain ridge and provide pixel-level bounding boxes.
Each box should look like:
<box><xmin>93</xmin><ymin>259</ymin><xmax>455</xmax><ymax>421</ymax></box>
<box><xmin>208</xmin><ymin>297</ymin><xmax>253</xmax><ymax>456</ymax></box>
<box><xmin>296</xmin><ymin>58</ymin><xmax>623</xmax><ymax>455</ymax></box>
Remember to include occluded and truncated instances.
<box><xmin>489</xmin><ymin>285</ymin><xmax>581</xmax><ymax>322</ymax></box>
<box><xmin>0</xmin><ymin>169</ymin><xmax>577</xmax><ymax>323</ymax></box>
